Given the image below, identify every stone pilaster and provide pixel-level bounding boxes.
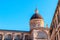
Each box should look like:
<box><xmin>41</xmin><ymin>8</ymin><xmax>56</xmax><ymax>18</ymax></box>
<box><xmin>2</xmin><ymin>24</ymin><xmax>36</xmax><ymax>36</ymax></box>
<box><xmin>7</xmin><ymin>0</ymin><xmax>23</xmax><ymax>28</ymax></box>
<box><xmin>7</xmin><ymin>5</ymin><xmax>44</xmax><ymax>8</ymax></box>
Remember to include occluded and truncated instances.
<box><xmin>23</xmin><ymin>34</ymin><xmax>25</xmax><ymax>40</ymax></box>
<box><xmin>2</xmin><ymin>35</ymin><xmax>4</xmax><ymax>40</ymax></box>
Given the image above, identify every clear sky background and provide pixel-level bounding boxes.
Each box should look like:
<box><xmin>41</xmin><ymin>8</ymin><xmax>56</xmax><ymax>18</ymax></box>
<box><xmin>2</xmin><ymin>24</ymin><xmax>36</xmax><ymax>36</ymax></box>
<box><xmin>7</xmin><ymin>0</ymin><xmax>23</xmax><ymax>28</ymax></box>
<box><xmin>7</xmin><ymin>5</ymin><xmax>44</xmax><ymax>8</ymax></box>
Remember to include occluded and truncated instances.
<box><xmin>0</xmin><ymin>0</ymin><xmax>58</xmax><ymax>31</ymax></box>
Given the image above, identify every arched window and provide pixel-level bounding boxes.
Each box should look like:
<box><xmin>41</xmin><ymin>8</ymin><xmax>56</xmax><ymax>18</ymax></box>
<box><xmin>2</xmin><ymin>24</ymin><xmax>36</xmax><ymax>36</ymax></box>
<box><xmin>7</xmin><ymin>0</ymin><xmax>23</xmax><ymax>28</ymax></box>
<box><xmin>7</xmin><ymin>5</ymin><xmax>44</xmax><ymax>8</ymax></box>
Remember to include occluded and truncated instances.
<box><xmin>14</xmin><ymin>35</ymin><xmax>22</xmax><ymax>40</ymax></box>
<box><xmin>0</xmin><ymin>34</ymin><xmax>3</xmax><ymax>40</ymax></box>
<box><xmin>25</xmin><ymin>35</ymin><xmax>32</xmax><ymax>40</ymax></box>
<box><xmin>25</xmin><ymin>35</ymin><xmax>28</xmax><ymax>40</ymax></box>
<box><xmin>37</xmin><ymin>31</ymin><xmax>48</xmax><ymax>39</ymax></box>
<box><xmin>4</xmin><ymin>34</ymin><xmax>12</xmax><ymax>40</ymax></box>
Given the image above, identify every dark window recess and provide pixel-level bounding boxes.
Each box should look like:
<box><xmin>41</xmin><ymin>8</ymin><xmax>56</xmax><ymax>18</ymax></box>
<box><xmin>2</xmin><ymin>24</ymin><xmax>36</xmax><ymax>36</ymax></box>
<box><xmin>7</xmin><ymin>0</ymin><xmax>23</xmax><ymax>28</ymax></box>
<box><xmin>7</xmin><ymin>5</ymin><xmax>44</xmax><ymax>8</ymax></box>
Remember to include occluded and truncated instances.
<box><xmin>0</xmin><ymin>34</ymin><xmax>2</xmax><ymax>40</ymax></box>
<box><xmin>50</xmin><ymin>29</ymin><xmax>52</xmax><ymax>35</ymax></box>
<box><xmin>25</xmin><ymin>35</ymin><xmax>32</xmax><ymax>40</ymax></box>
<box><xmin>4</xmin><ymin>34</ymin><xmax>12</xmax><ymax>40</ymax></box>
<box><xmin>14</xmin><ymin>35</ymin><xmax>22</xmax><ymax>40</ymax></box>
<box><xmin>55</xmin><ymin>37</ymin><xmax>56</xmax><ymax>40</ymax></box>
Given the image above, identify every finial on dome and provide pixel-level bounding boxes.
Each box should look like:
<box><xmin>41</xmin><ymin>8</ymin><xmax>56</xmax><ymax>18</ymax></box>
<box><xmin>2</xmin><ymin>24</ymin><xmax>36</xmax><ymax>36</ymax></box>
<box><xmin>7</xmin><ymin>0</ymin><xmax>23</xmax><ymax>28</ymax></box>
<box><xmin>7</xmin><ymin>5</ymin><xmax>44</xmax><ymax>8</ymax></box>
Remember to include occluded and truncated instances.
<box><xmin>35</xmin><ymin>8</ymin><xmax>38</xmax><ymax>14</ymax></box>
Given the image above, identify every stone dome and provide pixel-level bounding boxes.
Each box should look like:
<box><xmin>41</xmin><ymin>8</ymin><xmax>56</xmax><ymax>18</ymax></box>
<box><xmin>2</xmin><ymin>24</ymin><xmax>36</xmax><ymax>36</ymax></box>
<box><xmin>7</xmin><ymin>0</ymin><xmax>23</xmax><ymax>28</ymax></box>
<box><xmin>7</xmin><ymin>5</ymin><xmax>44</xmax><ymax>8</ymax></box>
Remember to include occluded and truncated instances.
<box><xmin>30</xmin><ymin>8</ymin><xmax>44</xmax><ymax>30</ymax></box>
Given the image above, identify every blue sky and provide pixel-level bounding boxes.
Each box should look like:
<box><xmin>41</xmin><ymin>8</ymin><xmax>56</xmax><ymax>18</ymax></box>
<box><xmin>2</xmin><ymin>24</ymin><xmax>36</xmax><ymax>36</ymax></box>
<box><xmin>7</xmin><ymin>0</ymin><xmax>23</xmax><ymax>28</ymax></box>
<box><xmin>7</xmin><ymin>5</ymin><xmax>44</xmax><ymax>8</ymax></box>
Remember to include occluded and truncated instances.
<box><xmin>0</xmin><ymin>0</ymin><xmax>58</xmax><ymax>31</ymax></box>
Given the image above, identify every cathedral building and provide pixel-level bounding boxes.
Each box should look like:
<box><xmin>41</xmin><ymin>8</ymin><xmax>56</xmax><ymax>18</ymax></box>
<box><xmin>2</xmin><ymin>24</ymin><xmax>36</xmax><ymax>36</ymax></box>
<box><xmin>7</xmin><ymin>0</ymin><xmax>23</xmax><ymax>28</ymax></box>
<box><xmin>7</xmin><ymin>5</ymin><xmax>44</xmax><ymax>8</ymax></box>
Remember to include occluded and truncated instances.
<box><xmin>0</xmin><ymin>0</ymin><xmax>60</xmax><ymax>40</ymax></box>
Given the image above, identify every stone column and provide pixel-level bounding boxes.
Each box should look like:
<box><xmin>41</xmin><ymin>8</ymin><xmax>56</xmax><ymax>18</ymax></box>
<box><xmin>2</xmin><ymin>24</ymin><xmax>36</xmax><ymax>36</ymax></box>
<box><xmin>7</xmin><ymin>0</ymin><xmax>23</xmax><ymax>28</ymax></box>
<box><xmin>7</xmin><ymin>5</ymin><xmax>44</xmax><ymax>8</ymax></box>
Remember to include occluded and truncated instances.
<box><xmin>2</xmin><ymin>35</ymin><xmax>4</xmax><ymax>40</ymax></box>
<box><xmin>23</xmin><ymin>34</ymin><xmax>25</xmax><ymax>40</ymax></box>
<box><xmin>12</xmin><ymin>33</ymin><xmax>15</xmax><ymax>40</ymax></box>
<box><xmin>21</xmin><ymin>33</ymin><xmax>24</xmax><ymax>40</ymax></box>
<box><xmin>13</xmin><ymin>36</ymin><xmax>14</xmax><ymax>40</ymax></box>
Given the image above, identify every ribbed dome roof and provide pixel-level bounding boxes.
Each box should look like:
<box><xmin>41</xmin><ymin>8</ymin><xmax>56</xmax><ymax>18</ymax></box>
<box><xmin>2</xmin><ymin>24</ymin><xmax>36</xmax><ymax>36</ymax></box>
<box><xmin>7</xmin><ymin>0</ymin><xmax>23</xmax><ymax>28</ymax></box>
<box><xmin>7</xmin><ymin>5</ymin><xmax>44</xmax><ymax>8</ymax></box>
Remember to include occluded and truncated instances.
<box><xmin>30</xmin><ymin>8</ymin><xmax>43</xmax><ymax>20</ymax></box>
<box><xmin>30</xmin><ymin>13</ymin><xmax>43</xmax><ymax>20</ymax></box>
